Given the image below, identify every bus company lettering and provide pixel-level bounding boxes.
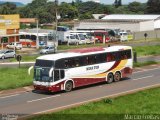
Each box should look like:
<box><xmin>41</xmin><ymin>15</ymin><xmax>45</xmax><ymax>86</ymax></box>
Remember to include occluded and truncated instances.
<box><xmin>86</xmin><ymin>66</ymin><xmax>99</xmax><ymax>71</ymax></box>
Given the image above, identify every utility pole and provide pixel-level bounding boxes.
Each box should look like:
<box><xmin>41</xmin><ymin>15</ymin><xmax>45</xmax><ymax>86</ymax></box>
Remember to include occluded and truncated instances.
<box><xmin>36</xmin><ymin>18</ymin><xmax>39</xmax><ymax>49</ymax></box>
<box><xmin>54</xmin><ymin>0</ymin><xmax>58</xmax><ymax>53</ymax></box>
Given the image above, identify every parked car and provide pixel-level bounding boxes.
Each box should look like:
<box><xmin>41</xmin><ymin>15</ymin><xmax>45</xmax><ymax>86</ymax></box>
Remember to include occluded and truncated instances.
<box><xmin>70</xmin><ymin>33</ymin><xmax>86</xmax><ymax>44</ymax></box>
<box><xmin>40</xmin><ymin>45</ymin><xmax>57</xmax><ymax>54</ymax></box>
<box><xmin>0</xmin><ymin>50</ymin><xmax>16</xmax><ymax>59</ymax></box>
<box><xmin>66</xmin><ymin>34</ymin><xmax>79</xmax><ymax>45</ymax></box>
<box><xmin>6</xmin><ymin>42</ymin><xmax>22</xmax><ymax>50</ymax></box>
<box><xmin>119</xmin><ymin>32</ymin><xmax>128</xmax><ymax>41</ymax></box>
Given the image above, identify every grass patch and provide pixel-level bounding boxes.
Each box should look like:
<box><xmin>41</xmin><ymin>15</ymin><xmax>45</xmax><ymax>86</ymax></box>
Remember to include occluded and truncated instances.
<box><xmin>58</xmin><ymin>43</ymin><xmax>106</xmax><ymax>50</ymax></box>
<box><xmin>133</xmin><ymin>45</ymin><xmax>160</xmax><ymax>57</ymax></box>
<box><xmin>0</xmin><ymin>67</ymin><xmax>33</xmax><ymax>90</ymax></box>
<box><xmin>134</xmin><ymin>61</ymin><xmax>159</xmax><ymax>67</ymax></box>
<box><xmin>9</xmin><ymin>55</ymin><xmax>40</xmax><ymax>62</ymax></box>
<box><xmin>30</xmin><ymin>87</ymin><xmax>160</xmax><ymax>120</ymax></box>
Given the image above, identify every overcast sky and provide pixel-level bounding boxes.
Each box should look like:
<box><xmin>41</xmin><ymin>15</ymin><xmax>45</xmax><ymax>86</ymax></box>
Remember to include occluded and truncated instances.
<box><xmin>1</xmin><ymin>0</ymin><xmax>148</xmax><ymax>4</ymax></box>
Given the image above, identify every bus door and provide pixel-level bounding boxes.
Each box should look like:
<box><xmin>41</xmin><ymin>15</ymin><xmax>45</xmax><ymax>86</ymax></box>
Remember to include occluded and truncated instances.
<box><xmin>54</xmin><ymin>69</ymin><xmax>65</xmax><ymax>82</ymax></box>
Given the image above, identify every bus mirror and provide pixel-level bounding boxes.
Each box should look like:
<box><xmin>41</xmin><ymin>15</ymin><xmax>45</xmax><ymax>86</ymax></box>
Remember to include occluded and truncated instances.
<box><xmin>28</xmin><ymin>66</ymin><xmax>33</xmax><ymax>75</ymax></box>
<box><xmin>49</xmin><ymin>68</ymin><xmax>54</xmax><ymax>77</ymax></box>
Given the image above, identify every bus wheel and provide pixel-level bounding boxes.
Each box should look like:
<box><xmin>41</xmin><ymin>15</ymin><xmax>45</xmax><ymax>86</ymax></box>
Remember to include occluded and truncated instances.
<box><xmin>114</xmin><ymin>72</ymin><xmax>121</xmax><ymax>82</ymax></box>
<box><xmin>106</xmin><ymin>73</ymin><xmax>114</xmax><ymax>84</ymax></box>
<box><xmin>65</xmin><ymin>81</ymin><xmax>73</xmax><ymax>92</ymax></box>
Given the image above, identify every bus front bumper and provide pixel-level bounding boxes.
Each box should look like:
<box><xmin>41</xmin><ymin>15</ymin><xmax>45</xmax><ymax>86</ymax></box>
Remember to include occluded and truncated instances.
<box><xmin>34</xmin><ymin>84</ymin><xmax>63</xmax><ymax>92</ymax></box>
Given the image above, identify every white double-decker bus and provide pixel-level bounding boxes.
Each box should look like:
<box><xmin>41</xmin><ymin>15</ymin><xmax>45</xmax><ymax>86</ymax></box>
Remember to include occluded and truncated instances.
<box><xmin>28</xmin><ymin>45</ymin><xmax>133</xmax><ymax>92</ymax></box>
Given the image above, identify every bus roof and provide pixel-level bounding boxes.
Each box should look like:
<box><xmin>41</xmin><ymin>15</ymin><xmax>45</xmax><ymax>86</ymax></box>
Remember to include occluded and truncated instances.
<box><xmin>37</xmin><ymin>45</ymin><xmax>132</xmax><ymax>61</ymax></box>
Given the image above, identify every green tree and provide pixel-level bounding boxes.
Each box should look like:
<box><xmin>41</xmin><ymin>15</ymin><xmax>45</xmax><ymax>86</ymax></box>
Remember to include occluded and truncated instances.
<box><xmin>128</xmin><ymin>1</ymin><xmax>145</xmax><ymax>14</ymax></box>
<box><xmin>146</xmin><ymin>0</ymin><xmax>160</xmax><ymax>14</ymax></box>
<box><xmin>59</xmin><ymin>2</ymin><xmax>78</xmax><ymax>20</ymax></box>
<box><xmin>19</xmin><ymin>0</ymin><xmax>55</xmax><ymax>24</ymax></box>
<box><xmin>77</xmin><ymin>1</ymin><xmax>108</xmax><ymax>20</ymax></box>
<box><xmin>0</xmin><ymin>2</ymin><xmax>17</xmax><ymax>14</ymax></box>
<box><xmin>79</xmin><ymin>13</ymin><xmax>94</xmax><ymax>20</ymax></box>
<box><xmin>78</xmin><ymin>1</ymin><xmax>106</xmax><ymax>14</ymax></box>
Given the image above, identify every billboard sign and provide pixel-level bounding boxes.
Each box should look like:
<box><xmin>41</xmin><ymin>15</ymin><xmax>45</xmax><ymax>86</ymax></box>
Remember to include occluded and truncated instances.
<box><xmin>0</xmin><ymin>14</ymin><xmax>20</xmax><ymax>29</ymax></box>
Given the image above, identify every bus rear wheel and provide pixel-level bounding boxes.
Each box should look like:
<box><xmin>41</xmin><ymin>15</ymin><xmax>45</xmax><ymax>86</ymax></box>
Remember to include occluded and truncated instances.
<box><xmin>65</xmin><ymin>81</ymin><xmax>73</xmax><ymax>92</ymax></box>
<box><xmin>106</xmin><ymin>73</ymin><xmax>114</xmax><ymax>84</ymax></box>
<box><xmin>114</xmin><ymin>72</ymin><xmax>121</xmax><ymax>82</ymax></box>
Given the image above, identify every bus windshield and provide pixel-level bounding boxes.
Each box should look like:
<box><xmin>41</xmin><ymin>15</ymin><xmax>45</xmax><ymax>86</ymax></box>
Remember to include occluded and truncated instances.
<box><xmin>34</xmin><ymin>67</ymin><xmax>52</xmax><ymax>82</ymax></box>
<box><xmin>34</xmin><ymin>59</ymin><xmax>54</xmax><ymax>82</ymax></box>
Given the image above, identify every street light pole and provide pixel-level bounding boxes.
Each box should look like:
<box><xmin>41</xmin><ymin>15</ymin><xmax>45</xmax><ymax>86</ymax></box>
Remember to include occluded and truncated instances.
<box><xmin>14</xmin><ymin>29</ymin><xmax>17</xmax><ymax>52</ymax></box>
<box><xmin>54</xmin><ymin>0</ymin><xmax>58</xmax><ymax>53</ymax></box>
<box><xmin>36</xmin><ymin>18</ymin><xmax>39</xmax><ymax>49</ymax></box>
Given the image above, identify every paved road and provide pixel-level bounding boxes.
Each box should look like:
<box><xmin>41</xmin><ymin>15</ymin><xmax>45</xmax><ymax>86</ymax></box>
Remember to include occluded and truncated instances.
<box><xmin>0</xmin><ymin>62</ymin><xmax>35</xmax><ymax>68</ymax></box>
<box><xmin>0</xmin><ymin>64</ymin><xmax>160</xmax><ymax>118</ymax></box>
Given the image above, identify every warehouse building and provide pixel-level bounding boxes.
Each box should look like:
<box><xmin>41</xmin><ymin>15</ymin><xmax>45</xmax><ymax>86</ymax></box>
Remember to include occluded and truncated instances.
<box><xmin>74</xmin><ymin>14</ymin><xmax>160</xmax><ymax>32</ymax></box>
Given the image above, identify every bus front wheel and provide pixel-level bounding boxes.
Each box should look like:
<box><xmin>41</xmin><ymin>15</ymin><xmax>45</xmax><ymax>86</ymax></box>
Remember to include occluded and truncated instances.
<box><xmin>65</xmin><ymin>81</ymin><xmax>73</xmax><ymax>92</ymax></box>
<box><xmin>106</xmin><ymin>73</ymin><xmax>114</xmax><ymax>84</ymax></box>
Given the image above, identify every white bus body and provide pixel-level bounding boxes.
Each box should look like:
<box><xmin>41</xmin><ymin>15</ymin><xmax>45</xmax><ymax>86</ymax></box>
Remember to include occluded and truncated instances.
<box><xmin>29</xmin><ymin>46</ymin><xmax>133</xmax><ymax>92</ymax></box>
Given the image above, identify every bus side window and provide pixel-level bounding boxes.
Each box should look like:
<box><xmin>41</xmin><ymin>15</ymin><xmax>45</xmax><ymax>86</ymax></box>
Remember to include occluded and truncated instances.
<box><xmin>88</xmin><ymin>56</ymin><xmax>93</xmax><ymax>65</ymax></box>
<box><xmin>106</xmin><ymin>53</ymin><xmax>112</xmax><ymax>62</ymax></box>
<box><xmin>79</xmin><ymin>57</ymin><xmax>86</xmax><ymax>66</ymax></box>
<box><xmin>69</xmin><ymin>59</ymin><xmax>74</xmax><ymax>68</ymax></box>
<box><xmin>60</xmin><ymin>70</ymin><xmax>65</xmax><ymax>79</ymax></box>
<box><xmin>97</xmin><ymin>53</ymin><xmax>106</xmax><ymax>63</ymax></box>
<box><xmin>54</xmin><ymin>70</ymin><xmax>65</xmax><ymax>81</ymax></box>
<box><xmin>123</xmin><ymin>51</ymin><xmax>127</xmax><ymax>59</ymax></box>
<box><xmin>64</xmin><ymin>59</ymin><xmax>69</xmax><ymax>68</ymax></box>
<box><xmin>75</xmin><ymin>58</ymin><xmax>80</xmax><ymax>67</ymax></box>
<box><xmin>126</xmin><ymin>50</ymin><xmax>131</xmax><ymax>59</ymax></box>
<box><xmin>107</xmin><ymin>53</ymin><xmax>115</xmax><ymax>62</ymax></box>
<box><xmin>64</xmin><ymin>59</ymin><xmax>73</xmax><ymax>68</ymax></box>
<box><xmin>86</xmin><ymin>56</ymin><xmax>89</xmax><ymax>65</ymax></box>
<box><xmin>94</xmin><ymin>55</ymin><xmax>98</xmax><ymax>64</ymax></box>
<box><xmin>54</xmin><ymin>70</ymin><xmax>60</xmax><ymax>81</ymax></box>
<box><xmin>121</xmin><ymin>51</ymin><xmax>128</xmax><ymax>60</ymax></box>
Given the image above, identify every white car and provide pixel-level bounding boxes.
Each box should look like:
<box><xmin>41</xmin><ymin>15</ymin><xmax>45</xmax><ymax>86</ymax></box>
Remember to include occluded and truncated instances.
<box><xmin>0</xmin><ymin>50</ymin><xmax>16</xmax><ymax>59</ymax></box>
<box><xmin>66</xmin><ymin>35</ymin><xmax>79</xmax><ymax>45</ymax></box>
<box><xmin>40</xmin><ymin>46</ymin><xmax>57</xmax><ymax>54</ymax></box>
<box><xmin>119</xmin><ymin>32</ymin><xmax>128</xmax><ymax>41</ymax></box>
<box><xmin>6</xmin><ymin>42</ymin><xmax>22</xmax><ymax>50</ymax></box>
